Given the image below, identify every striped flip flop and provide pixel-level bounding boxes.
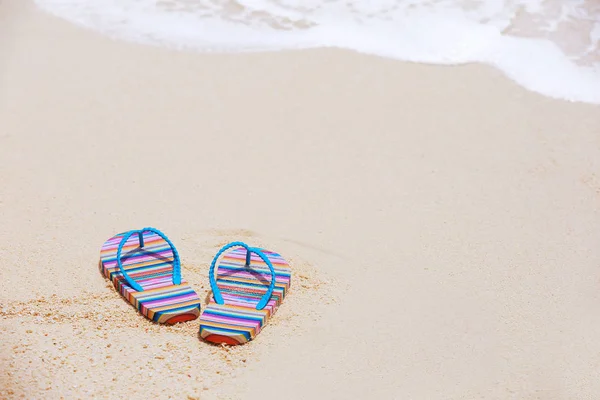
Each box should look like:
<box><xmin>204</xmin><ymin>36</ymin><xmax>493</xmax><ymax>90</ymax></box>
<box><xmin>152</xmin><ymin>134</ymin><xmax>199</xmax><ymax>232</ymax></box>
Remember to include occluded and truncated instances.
<box><xmin>99</xmin><ymin>227</ymin><xmax>201</xmax><ymax>324</ymax></box>
<box><xmin>199</xmin><ymin>242</ymin><xmax>292</xmax><ymax>345</ymax></box>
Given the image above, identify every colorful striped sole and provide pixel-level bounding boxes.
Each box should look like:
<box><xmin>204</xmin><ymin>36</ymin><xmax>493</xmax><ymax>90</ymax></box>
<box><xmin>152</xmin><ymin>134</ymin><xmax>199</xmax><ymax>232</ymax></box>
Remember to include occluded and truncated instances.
<box><xmin>199</xmin><ymin>247</ymin><xmax>291</xmax><ymax>345</ymax></box>
<box><xmin>100</xmin><ymin>231</ymin><xmax>201</xmax><ymax>324</ymax></box>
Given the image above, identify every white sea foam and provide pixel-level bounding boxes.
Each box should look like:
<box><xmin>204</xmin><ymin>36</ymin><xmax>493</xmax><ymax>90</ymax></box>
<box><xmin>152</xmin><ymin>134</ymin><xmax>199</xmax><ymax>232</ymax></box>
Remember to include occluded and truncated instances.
<box><xmin>34</xmin><ymin>0</ymin><xmax>600</xmax><ymax>104</ymax></box>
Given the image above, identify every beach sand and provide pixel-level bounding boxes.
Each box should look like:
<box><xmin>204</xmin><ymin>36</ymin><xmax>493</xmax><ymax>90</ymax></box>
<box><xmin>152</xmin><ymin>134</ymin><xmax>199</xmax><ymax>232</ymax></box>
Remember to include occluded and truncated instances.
<box><xmin>2</xmin><ymin>1</ymin><xmax>600</xmax><ymax>398</ymax></box>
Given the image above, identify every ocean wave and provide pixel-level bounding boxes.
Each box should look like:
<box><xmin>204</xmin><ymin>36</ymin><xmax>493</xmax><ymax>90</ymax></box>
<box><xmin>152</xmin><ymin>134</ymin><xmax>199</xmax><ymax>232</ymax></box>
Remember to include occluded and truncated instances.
<box><xmin>34</xmin><ymin>0</ymin><xmax>600</xmax><ymax>104</ymax></box>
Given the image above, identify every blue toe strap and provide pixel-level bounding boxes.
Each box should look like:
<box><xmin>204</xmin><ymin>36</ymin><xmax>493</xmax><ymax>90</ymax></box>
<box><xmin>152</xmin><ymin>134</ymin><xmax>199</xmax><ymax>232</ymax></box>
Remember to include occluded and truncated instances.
<box><xmin>209</xmin><ymin>241</ymin><xmax>276</xmax><ymax>311</ymax></box>
<box><xmin>115</xmin><ymin>227</ymin><xmax>182</xmax><ymax>292</ymax></box>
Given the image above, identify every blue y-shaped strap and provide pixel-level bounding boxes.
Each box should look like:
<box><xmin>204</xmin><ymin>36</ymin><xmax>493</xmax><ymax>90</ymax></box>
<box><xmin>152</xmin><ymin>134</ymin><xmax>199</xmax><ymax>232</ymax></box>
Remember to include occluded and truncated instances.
<box><xmin>209</xmin><ymin>241</ymin><xmax>276</xmax><ymax>310</ymax></box>
<box><xmin>115</xmin><ymin>227</ymin><xmax>182</xmax><ymax>292</ymax></box>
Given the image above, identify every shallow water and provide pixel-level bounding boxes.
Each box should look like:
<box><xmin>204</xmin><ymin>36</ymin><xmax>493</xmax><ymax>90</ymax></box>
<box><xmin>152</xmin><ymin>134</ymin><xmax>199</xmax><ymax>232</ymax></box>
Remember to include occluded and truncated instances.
<box><xmin>34</xmin><ymin>0</ymin><xmax>600</xmax><ymax>104</ymax></box>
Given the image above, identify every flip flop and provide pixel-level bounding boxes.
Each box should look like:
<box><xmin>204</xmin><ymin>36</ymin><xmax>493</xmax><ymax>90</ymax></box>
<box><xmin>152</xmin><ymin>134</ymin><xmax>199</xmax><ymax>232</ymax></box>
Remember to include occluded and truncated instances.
<box><xmin>199</xmin><ymin>242</ymin><xmax>292</xmax><ymax>345</ymax></box>
<box><xmin>99</xmin><ymin>227</ymin><xmax>201</xmax><ymax>324</ymax></box>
